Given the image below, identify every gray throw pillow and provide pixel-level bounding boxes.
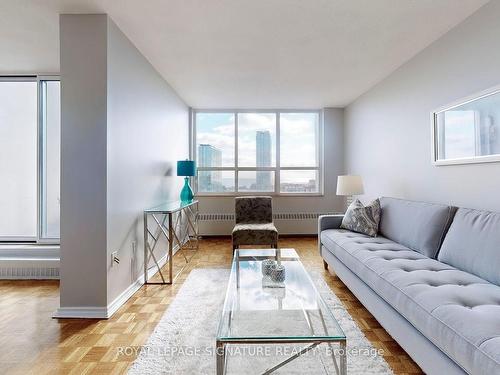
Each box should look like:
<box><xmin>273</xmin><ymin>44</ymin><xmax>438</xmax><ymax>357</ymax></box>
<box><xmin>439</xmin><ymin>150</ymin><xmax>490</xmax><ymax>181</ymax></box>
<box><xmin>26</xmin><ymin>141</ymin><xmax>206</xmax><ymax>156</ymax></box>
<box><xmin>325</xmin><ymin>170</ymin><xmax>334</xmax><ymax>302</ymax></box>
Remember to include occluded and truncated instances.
<box><xmin>341</xmin><ymin>199</ymin><xmax>381</xmax><ymax>237</ymax></box>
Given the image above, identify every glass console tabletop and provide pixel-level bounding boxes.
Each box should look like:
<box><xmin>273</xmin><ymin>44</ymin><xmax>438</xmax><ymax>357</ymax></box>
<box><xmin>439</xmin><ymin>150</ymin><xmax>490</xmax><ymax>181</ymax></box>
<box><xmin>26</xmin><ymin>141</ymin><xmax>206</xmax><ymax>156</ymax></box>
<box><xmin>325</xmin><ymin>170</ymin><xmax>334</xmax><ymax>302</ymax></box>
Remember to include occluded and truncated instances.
<box><xmin>215</xmin><ymin>249</ymin><xmax>347</xmax><ymax>375</ymax></box>
<box><xmin>144</xmin><ymin>199</ymin><xmax>198</xmax><ymax>214</ymax></box>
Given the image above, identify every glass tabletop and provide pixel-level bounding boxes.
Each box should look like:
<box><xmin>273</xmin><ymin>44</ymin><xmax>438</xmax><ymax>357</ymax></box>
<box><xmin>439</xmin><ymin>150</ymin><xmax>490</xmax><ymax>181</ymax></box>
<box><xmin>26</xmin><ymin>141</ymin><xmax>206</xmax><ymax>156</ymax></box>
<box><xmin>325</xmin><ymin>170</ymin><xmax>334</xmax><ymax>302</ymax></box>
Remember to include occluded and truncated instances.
<box><xmin>216</xmin><ymin>249</ymin><xmax>345</xmax><ymax>342</ymax></box>
<box><xmin>144</xmin><ymin>200</ymin><xmax>198</xmax><ymax>213</ymax></box>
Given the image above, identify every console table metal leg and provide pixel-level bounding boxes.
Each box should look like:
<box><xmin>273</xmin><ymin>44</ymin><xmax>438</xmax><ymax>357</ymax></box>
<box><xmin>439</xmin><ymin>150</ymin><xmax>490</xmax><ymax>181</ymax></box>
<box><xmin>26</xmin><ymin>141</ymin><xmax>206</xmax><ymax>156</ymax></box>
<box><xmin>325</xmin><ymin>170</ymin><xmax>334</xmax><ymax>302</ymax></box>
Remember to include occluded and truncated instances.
<box><xmin>216</xmin><ymin>341</ymin><xmax>226</xmax><ymax>375</ymax></box>
<box><xmin>196</xmin><ymin>201</ymin><xmax>200</xmax><ymax>250</ymax></box>
<box><xmin>143</xmin><ymin>212</ymin><xmax>148</xmax><ymax>283</ymax></box>
<box><xmin>144</xmin><ymin>201</ymin><xmax>199</xmax><ymax>285</ymax></box>
<box><xmin>168</xmin><ymin>212</ymin><xmax>173</xmax><ymax>284</ymax></box>
<box><xmin>144</xmin><ymin>212</ymin><xmax>167</xmax><ymax>284</ymax></box>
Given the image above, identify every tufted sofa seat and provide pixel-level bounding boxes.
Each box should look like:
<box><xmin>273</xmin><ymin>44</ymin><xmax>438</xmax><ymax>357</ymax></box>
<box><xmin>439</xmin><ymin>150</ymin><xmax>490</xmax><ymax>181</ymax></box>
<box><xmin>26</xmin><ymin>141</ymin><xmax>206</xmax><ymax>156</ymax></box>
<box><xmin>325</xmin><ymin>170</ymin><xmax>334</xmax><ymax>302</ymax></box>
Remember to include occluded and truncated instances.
<box><xmin>319</xmin><ymin>197</ymin><xmax>500</xmax><ymax>374</ymax></box>
<box><xmin>321</xmin><ymin>229</ymin><xmax>500</xmax><ymax>374</ymax></box>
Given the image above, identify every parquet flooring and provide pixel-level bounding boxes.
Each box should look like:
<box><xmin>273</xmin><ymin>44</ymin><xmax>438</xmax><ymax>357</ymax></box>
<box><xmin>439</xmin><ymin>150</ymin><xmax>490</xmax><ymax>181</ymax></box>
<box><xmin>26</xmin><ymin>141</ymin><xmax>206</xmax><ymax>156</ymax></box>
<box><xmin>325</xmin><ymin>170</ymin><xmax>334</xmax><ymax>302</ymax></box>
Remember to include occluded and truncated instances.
<box><xmin>0</xmin><ymin>237</ymin><xmax>423</xmax><ymax>374</ymax></box>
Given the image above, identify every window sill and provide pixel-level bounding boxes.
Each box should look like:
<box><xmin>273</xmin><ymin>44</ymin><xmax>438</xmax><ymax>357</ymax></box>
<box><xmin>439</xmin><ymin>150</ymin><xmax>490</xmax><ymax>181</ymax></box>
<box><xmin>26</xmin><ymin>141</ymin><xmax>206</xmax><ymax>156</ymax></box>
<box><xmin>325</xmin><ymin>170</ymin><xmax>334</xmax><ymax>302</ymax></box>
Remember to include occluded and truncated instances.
<box><xmin>196</xmin><ymin>193</ymin><xmax>325</xmax><ymax>197</ymax></box>
<box><xmin>0</xmin><ymin>244</ymin><xmax>60</xmax><ymax>259</ymax></box>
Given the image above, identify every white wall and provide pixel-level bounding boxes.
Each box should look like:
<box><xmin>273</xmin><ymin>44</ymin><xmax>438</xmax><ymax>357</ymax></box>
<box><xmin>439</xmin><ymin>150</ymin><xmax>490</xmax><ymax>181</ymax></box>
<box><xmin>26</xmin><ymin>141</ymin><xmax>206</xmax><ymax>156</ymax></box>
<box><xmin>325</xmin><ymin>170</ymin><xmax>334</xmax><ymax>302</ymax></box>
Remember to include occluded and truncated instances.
<box><xmin>198</xmin><ymin>108</ymin><xmax>345</xmax><ymax>235</ymax></box>
<box><xmin>106</xmin><ymin>19</ymin><xmax>189</xmax><ymax>305</ymax></box>
<box><xmin>58</xmin><ymin>14</ymin><xmax>189</xmax><ymax>317</ymax></box>
<box><xmin>59</xmin><ymin>15</ymin><xmax>108</xmax><ymax>310</ymax></box>
<box><xmin>345</xmin><ymin>1</ymin><xmax>500</xmax><ymax>212</ymax></box>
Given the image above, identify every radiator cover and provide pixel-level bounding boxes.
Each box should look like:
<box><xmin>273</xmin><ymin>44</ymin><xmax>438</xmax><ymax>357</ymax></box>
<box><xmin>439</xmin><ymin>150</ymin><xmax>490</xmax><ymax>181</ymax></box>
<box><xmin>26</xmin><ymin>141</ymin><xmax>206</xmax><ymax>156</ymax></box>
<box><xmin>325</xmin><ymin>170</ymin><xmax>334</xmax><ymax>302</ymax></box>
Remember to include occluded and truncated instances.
<box><xmin>199</xmin><ymin>212</ymin><xmax>337</xmax><ymax>235</ymax></box>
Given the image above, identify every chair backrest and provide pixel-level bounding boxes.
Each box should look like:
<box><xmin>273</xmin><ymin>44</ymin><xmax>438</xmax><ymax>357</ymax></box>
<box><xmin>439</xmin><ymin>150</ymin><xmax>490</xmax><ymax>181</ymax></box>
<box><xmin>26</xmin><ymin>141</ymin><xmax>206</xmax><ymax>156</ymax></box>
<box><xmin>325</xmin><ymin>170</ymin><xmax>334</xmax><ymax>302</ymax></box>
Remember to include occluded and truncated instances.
<box><xmin>235</xmin><ymin>196</ymin><xmax>273</xmax><ymax>224</ymax></box>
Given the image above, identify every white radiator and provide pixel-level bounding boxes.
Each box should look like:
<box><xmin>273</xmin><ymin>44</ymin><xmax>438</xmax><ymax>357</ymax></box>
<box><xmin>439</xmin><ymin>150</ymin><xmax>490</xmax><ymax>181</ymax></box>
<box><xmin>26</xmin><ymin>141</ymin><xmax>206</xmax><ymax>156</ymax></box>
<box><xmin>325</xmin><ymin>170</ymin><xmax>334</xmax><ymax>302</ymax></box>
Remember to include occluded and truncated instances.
<box><xmin>199</xmin><ymin>212</ymin><xmax>338</xmax><ymax>236</ymax></box>
<box><xmin>0</xmin><ymin>245</ymin><xmax>60</xmax><ymax>279</ymax></box>
<box><xmin>0</xmin><ymin>266</ymin><xmax>59</xmax><ymax>279</ymax></box>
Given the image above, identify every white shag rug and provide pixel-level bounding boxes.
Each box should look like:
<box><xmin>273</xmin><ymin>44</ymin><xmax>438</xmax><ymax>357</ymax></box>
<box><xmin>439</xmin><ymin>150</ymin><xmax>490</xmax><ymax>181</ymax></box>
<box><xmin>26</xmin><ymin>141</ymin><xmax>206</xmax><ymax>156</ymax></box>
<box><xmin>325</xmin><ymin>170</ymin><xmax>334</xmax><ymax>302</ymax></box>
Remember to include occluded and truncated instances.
<box><xmin>128</xmin><ymin>269</ymin><xmax>393</xmax><ymax>375</ymax></box>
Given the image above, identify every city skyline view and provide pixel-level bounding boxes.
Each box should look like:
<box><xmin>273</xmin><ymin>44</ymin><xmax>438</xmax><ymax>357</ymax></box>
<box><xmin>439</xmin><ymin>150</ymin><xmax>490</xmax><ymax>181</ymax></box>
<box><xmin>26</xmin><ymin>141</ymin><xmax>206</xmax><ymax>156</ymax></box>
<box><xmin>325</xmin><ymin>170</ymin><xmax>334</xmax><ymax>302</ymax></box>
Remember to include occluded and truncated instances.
<box><xmin>196</xmin><ymin>112</ymin><xmax>319</xmax><ymax>193</ymax></box>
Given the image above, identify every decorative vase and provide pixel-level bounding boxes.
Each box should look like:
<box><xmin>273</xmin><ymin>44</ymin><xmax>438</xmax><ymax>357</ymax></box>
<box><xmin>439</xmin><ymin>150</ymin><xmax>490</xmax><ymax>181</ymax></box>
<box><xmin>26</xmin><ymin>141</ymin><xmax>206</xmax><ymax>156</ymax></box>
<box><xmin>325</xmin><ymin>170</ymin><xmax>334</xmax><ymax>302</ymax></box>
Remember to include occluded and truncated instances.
<box><xmin>180</xmin><ymin>177</ymin><xmax>194</xmax><ymax>202</ymax></box>
<box><xmin>262</xmin><ymin>259</ymin><xmax>276</xmax><ymax>276</ymax></box>
<box><xmin>271</xmin><ymin>264</ymin><xmax>286</xmax><ymax>282</ymax></box>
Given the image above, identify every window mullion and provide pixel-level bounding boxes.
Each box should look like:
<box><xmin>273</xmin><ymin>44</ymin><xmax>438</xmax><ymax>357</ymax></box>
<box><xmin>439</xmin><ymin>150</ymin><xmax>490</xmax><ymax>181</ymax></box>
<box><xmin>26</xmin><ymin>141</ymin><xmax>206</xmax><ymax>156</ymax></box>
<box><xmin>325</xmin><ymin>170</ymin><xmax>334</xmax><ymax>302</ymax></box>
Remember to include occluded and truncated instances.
<box><xmin>279</xmin><ymin>166</ymin><xmax>319</xmax><ymax>170</ymax></box>
<box><xmin>234</xmin><ymin>111</ymin><xmax>238</xmax><ymax>192</ymax></box>
<box><xmin>276</xmin><ymin>111</ymin><xmax>280</xmax><ymax>194</ymax></box>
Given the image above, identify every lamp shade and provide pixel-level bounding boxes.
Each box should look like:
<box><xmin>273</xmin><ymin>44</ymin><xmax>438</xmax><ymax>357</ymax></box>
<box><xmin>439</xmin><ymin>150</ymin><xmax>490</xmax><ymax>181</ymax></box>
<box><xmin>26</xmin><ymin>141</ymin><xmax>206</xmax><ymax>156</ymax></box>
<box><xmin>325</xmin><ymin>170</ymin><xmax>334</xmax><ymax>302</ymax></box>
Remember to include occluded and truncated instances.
<box><xmin>177</xmin><ymin>160</ymin><xmax>196</xmax><ymax>176</ymax></box>
<box><xmin>336</xmin><ymin>175</ymin><xmax>364</xmax><ymax>196</ymax></box>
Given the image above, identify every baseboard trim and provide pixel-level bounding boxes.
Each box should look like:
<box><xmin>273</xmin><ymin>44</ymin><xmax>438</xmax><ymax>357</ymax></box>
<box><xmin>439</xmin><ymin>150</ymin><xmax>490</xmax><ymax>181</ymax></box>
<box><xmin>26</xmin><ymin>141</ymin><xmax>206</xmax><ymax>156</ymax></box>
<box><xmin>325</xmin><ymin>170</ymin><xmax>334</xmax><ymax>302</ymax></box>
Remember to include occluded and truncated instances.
<box><xmin>105</xmin><ymin>248</ymin><xmax>172</xmax><ymax>318</ymax></box>
<box><xmin>54</xmin><ymin>244</ymin><xmax>178</xmax><ymax>319</ymax></box>
<box><xmin>106</xmin><ymin>277</ymin><xmax>144</xmax><ymax>318</ymax></box>
<box><xmin>53</xmin><ymin>306</ymin><xmax>108</xmax><ymax>319</ymax></box>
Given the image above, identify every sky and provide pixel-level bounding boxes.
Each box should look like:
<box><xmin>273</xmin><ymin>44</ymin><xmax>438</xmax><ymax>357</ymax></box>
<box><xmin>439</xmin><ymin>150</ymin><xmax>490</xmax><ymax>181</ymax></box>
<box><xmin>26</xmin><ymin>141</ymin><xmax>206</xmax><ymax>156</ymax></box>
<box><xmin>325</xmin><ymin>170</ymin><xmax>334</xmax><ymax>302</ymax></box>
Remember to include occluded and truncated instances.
<box><xmin>195</xmin><ymin>112</ymin><xmax>319</xmax><ymax>172</ymax></box>
<box><xmin>0</xmin><ymin>81</ymin><xmax>38</xmax><ymax>236</ymax></box>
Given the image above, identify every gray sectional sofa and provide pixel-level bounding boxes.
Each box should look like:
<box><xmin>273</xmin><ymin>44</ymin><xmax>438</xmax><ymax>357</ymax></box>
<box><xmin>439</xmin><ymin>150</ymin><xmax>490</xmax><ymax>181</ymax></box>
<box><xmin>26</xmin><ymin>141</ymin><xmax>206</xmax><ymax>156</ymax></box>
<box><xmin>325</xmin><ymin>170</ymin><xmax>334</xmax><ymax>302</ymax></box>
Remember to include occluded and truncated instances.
<box><xmin>318</xmin><ymin>197</ymin><xmax>500</xmax><ymax>375</ymax></box>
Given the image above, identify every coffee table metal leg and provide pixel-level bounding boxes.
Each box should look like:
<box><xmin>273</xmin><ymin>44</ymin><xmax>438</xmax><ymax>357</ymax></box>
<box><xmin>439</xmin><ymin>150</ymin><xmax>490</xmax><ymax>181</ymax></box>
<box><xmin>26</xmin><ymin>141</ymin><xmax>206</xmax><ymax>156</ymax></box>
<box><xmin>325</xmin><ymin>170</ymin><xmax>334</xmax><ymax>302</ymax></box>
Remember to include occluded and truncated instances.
<box><xmin>339</xmin><ymin>341</ymin><xmax>347</xmax><ymax>375</ymax></box>
<box><xmin>216</xmin><ymin>341</ymin><xmax>226</xmax><ymax>375</ymax></box>
<box><xmin>330</xmin><ymin>345</ymin><xmax>341</xmax><ymax>375</ymax></box>
<box><xmin>263</xmin><ymin>342</ymin><xmax>319</xmax><ymax>375</ymax></box>
<box><xmin>329</xmin><ymin>340</ymin><xmax>348</xmax><ymax>375</ymax></box>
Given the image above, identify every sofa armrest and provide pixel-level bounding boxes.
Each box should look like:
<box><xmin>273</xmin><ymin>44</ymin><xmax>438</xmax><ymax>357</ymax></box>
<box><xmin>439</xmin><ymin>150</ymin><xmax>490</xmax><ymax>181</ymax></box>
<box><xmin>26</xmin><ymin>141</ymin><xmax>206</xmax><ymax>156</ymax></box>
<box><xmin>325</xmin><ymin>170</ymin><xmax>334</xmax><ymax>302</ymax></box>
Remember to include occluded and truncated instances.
<box><xmin>318</xmin><ymin>214</ymin><xmax>344</xmax><ymax>232</ymax></box>
<box><xmin>318</xmin><ymin>214</ymin><xmax>344</xmax><ymax>257</ymax></box>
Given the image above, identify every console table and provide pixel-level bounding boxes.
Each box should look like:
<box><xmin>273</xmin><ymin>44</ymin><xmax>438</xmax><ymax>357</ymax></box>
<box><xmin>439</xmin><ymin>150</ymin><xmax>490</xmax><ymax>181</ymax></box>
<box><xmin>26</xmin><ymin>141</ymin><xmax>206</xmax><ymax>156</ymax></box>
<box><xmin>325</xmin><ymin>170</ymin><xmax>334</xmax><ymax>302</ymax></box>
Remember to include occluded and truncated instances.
<box><xmin>143</xmin><ymin>200</ymin><xmax>199</xmax><ymax>284</ymax></box>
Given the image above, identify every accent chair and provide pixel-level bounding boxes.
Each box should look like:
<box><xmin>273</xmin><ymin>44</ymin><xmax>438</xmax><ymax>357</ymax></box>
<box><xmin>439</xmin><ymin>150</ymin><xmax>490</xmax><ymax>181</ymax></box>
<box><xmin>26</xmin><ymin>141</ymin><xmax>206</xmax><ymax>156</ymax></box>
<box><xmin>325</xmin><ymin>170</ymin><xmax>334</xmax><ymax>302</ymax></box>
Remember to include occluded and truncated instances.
<box><xmin>232</xmin><ymin>196</ymin><xmax>278</xmax><ymax>252</ymax></box>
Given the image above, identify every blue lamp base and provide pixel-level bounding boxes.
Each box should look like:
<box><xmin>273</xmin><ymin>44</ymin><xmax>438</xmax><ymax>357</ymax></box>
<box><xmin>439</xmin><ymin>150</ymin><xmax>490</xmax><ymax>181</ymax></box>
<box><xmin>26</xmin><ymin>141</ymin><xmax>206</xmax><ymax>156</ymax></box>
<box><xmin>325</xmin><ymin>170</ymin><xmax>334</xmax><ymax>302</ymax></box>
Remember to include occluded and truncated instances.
<box><xmin>180</xmin><ymin>177</ymin><xmax>194</xmax><ymax>202</ymax></box>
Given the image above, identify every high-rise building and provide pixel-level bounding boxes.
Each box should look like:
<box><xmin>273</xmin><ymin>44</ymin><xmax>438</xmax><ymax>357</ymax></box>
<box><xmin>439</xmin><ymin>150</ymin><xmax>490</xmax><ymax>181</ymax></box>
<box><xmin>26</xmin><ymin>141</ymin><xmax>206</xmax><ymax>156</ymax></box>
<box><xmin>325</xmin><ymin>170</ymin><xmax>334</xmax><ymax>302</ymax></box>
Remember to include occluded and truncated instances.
<box><xmin>256</xmin><ymin>130</ymin><xmax>272</xmax><ymax>190</ymax></box>
<box><xmin>198</xmin><ymin>144</ymin><xmax>222</xmax><ymax>191</ymax></box>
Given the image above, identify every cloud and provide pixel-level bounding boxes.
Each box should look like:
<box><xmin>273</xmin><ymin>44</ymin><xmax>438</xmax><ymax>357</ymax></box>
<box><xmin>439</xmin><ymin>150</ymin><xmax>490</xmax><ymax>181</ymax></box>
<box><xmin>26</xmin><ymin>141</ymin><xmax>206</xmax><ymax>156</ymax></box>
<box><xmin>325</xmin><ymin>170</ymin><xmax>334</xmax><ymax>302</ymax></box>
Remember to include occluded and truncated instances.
<box><xmin>196</xmin><ymin>112</ymin><xmax>318</xmax><ymax>168</ymax></box>
<box><xmin>280</xmin><ymin>114</ymin><xmax>318</xmax><ymax>166</ymax></box>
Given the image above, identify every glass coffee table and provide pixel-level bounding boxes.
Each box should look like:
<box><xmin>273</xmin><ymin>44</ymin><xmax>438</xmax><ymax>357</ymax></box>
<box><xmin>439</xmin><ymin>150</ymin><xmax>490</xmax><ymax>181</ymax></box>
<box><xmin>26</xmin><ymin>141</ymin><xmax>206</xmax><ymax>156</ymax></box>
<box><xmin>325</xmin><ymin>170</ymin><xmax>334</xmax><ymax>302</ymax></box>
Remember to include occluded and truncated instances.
<box><xmin>216</xmin><ymin>249</ymin><xmax>347</xmax><ymax>375</ymax></box>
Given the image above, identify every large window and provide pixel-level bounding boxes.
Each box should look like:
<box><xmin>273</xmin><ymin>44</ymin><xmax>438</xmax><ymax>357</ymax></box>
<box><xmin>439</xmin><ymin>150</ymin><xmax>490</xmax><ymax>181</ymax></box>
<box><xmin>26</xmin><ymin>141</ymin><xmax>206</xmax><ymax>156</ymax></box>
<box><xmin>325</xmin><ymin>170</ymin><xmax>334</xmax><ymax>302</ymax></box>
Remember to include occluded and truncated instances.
<box><xmin>0</xmin><ymin>77</ymin><xmax>60</xmax><ymax>242</ymax></box>
<box><xmin>0</xmin><ymin>80</ymin><xmax>38</xmax><ymax>240</ymax></box>
<box><xmin>194</xmin><ymin>110</ymin><xmax>321</xmax><ymax>195</ymax></box>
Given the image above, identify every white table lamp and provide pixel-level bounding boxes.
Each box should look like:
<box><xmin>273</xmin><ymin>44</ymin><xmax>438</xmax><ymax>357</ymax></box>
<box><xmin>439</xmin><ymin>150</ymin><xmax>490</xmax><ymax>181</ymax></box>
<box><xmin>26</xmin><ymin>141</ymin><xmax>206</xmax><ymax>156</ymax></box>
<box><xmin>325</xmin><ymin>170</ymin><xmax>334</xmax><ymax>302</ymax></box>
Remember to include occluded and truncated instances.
<box><xmin>336</xmin><ymin>175</ymin><xmax>364</xmax><ymax>207</ymax></box>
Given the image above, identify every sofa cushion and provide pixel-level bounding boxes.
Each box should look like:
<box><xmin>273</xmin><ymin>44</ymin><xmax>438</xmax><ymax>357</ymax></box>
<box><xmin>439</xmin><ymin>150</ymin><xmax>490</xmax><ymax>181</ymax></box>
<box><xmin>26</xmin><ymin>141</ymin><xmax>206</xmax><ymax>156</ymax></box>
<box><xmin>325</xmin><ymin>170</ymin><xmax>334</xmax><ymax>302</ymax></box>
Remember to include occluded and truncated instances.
<box><xmin>379</xmin><ymin>197</ymin><xmax>456</xmax><ymax>259</ymax></box>
<box><xmin>321</xmin><ymin>229</ymin><xmax>500</xmax><ymax>375</ymax></box>
<box><xmin>340</xmin><ymin>199</ymin><xmax>380</xmax><ymax>237</ymax></box>
<box><xmin>438</xmin><ymin>208</ymin><xmax>500</xmax><ymax>287</ymax></box>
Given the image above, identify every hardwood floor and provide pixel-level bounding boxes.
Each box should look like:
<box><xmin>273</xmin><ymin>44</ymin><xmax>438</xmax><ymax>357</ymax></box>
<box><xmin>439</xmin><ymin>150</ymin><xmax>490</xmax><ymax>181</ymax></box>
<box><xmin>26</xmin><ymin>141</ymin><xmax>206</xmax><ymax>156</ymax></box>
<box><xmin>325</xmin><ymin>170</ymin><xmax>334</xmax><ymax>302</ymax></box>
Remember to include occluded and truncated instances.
<box><xmin>0</xmin><ymin>237</ymin><xmax>423</xmax><ymax>374</ymax></box>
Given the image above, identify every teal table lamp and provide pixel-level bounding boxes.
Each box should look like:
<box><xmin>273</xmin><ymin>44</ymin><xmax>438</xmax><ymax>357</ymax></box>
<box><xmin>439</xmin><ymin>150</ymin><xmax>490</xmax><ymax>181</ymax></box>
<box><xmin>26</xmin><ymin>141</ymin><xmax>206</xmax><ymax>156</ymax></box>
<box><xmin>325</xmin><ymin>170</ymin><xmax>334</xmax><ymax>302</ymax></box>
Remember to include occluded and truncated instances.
<box><xmin>177</xmin><ymin>160</ymin><xmax>196</xmax><ymax>202</ymax></box>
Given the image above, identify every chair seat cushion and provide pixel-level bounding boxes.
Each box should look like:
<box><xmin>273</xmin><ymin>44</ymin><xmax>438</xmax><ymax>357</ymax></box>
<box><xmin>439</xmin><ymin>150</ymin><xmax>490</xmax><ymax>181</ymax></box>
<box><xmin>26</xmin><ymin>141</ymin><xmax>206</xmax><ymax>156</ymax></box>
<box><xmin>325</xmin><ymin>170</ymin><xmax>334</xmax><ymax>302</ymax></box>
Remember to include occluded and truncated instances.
<box><xmin>321</xmin><ymin>229</ymin><xmax>500</xmax><ymax>375</ymax></box>
<box><xmin>232</xmin><ymin>223</ymin><xmax>278</xmax><ymax>246</ymax></box>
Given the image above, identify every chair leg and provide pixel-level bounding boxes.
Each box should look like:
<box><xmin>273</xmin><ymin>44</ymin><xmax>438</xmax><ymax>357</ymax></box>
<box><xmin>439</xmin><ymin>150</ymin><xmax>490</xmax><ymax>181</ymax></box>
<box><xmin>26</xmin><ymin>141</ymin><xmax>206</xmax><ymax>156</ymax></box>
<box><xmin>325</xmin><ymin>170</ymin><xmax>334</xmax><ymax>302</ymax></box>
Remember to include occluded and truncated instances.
<box><xmin>323</xmin><ymin>260</ymin><xmax>328</xmax><ymax>270</ymax></box>
<box><xmin>232</xmin><ymin>244</ymin><xmax>238</xmax><ymax>253</ymax></box>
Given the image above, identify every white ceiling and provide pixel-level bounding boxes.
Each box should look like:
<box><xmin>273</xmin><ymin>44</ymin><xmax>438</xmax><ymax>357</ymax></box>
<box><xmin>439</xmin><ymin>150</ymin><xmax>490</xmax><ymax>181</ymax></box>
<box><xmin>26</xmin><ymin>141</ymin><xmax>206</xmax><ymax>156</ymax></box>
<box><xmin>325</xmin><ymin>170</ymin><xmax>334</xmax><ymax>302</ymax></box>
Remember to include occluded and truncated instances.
<box><xmin>0</xmin><ymin>0</ymin><xmax>490</xmax><ymax>108</ymax></box>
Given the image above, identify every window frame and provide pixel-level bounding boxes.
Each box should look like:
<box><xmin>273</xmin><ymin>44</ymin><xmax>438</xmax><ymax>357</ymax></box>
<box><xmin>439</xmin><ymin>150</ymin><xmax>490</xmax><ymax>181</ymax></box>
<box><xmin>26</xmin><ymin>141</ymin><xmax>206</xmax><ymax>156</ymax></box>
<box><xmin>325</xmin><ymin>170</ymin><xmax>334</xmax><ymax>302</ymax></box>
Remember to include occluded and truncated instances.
<box><xmin>0</xmin><ymin>75</ymin><xmax>60</xmax><ymax>244</ymax></box>
<box><xmin>191</xmin><ymin>109</ymin><xmax>324</xmax><ymax>196</ymax></box>
<box><xmin>38</xmin><ymin>75</ymin><xmax>60</xmax><ymax>243</ymax></box>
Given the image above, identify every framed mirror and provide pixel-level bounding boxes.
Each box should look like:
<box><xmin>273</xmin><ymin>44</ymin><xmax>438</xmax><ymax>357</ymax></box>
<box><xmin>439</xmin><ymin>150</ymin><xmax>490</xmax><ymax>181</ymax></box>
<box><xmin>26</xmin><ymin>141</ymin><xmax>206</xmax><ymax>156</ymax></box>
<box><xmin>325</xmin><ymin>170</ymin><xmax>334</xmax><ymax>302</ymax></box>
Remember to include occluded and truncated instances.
<box><xmin>431</xmin><ymin>85</ymin><xmax>500</xmax><ymax>166</ymax></box>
